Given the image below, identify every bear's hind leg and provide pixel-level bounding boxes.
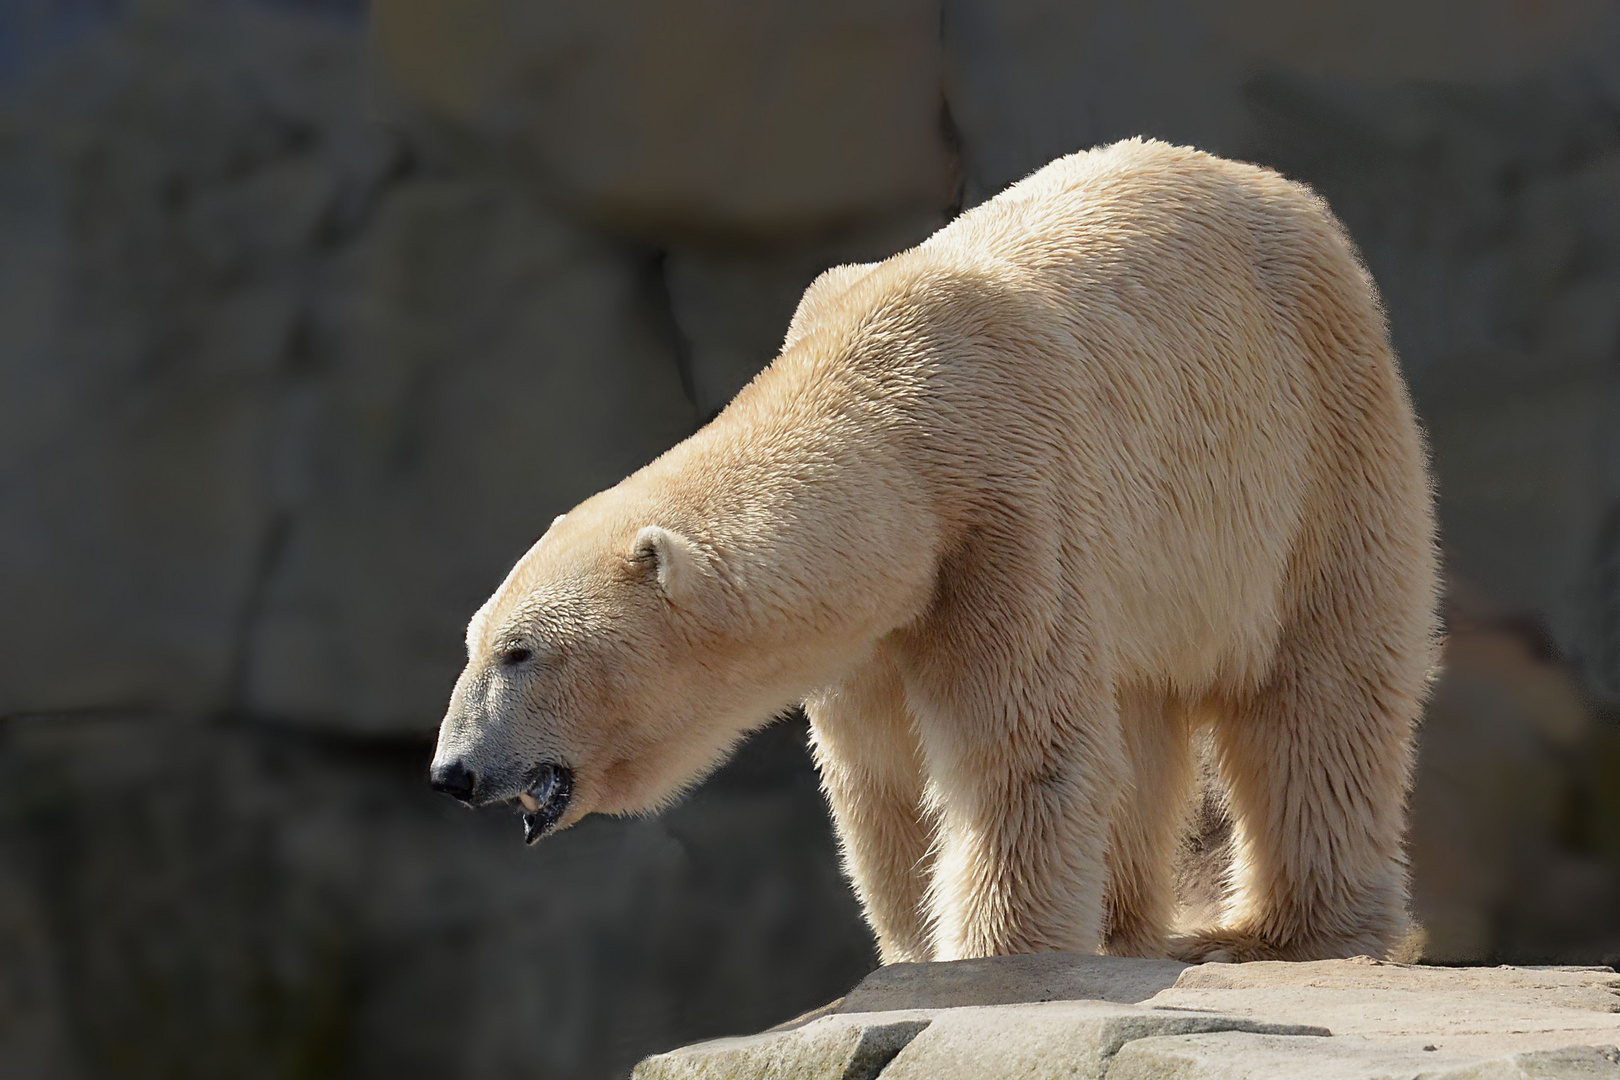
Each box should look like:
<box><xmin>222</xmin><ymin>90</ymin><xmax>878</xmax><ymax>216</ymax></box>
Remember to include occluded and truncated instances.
<box><xmin>806</xmin><ymin>646</ymin><xmax>935</xmax><ymax>963</ymax></box>
<box><xmin>1171</xmin><ymin>575</ymin><xmax>1432</xmax><ymax>963</ymax></box>
<box><xmin>1103</xmin><ymin>686</ymin><xmax>1197</xmax><ymax>958</ymax></box>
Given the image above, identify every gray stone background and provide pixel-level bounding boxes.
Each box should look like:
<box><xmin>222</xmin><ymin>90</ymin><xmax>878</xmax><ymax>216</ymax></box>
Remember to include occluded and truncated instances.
<box><xmin>3</xmin><ymin>0</ymin><xmax>1620</xmax><ymax>1077</ymax></box>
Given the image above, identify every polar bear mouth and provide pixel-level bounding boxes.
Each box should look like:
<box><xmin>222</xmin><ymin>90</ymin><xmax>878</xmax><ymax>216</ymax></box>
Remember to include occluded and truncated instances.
<box><xmin>514</xmin><ymin>762</ymin><xmax>574</xmax><ymax>845</ymax></box>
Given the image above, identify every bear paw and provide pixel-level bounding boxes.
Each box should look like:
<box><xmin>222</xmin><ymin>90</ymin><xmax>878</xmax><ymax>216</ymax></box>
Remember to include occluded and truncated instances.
<box><xmin>1167</xmin><ymin>927</ymin><xmax>1392</xmax><ymax>964</ymax></box>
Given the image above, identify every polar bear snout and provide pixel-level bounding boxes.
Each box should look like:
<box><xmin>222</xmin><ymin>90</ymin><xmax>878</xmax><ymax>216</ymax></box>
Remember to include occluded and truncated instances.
<box><xmin>429</xmin><ymin>739</ymin><xmax>579</xmax><ymax>844</ymax></box>
<box><xmin>429</xmin><ymin>758</ymin><xmax>478</xmax><ymax>804</ymax></box>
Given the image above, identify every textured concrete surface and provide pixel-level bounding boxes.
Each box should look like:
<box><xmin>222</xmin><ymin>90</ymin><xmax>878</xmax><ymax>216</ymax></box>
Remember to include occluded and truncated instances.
<box><xmin>876</xmin><ymin>1001</ymin><xmax>1327</xmax><ymax>1080</ymax></box>
<box><xmin>1153</xmin><ymin>959</ymin><xmax>1620</xmax><ymax>1058</ymax></box>
<box><xmin>639</xmin><ymin>956</ymin><xmax>1620</xmax><ymax>1079</ymax></box>
<box><xmin>638</xmin><ymin>999</ymin><xmax>1327</xmax><ymax>1080</ymax></box>
<box><xmin>633</xmin><ymin>1014</ymin><xmax>931</xmax><ymax>1080</ymax></box>
<box><xmin>1110</xmin><ymin>1033</ymin><xmax>1620</xmax><ymax>1080</ymax></box>
<box><xmin>837</xmin><ymin>953</ymin><xmax>1187</xmax><ymax>1011</ymax></box>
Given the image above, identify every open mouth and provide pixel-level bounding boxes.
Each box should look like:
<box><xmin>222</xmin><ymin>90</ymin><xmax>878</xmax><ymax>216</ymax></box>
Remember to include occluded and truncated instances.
<box><xmin>514</xmin><ymin>762</ymin><xmax>574</xmax><ymax>845</ymax></box>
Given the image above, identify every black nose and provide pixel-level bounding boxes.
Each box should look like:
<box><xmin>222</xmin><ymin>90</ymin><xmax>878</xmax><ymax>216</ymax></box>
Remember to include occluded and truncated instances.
<box><xmin>430</xmin><ymin>760</ymin><xmax>477</xmax><ymax>803</ymax></box>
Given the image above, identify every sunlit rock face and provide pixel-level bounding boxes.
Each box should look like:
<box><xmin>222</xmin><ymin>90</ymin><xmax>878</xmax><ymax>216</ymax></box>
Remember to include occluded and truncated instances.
<box><xmin>635</xmin><ymin>955</ymin><xmax>1620</xmax><ymax>1079</ymax></box>
<box><xmin>368</xmin><ymin>0</ymin><xmax>956</xmax><ymax>242</ymax></box>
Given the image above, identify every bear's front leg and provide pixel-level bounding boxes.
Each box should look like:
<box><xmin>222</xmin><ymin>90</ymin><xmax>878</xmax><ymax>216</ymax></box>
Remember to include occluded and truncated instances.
<box><xmin>910</xmin><ymin>667</ymin><xmax>1126</xmax><ymax>960</ymax></box>
<box><xmin>805</xmin><ymin>647</ymin><xmax>935</xmax><ymax>964</ymax></box>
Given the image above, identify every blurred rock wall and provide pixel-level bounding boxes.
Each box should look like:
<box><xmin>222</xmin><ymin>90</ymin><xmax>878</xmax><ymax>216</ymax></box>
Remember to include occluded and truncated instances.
<box><xmin>2</xmin><ymin>0</ymin><xmax>1620</xmax><ymax>1077</ymax></box>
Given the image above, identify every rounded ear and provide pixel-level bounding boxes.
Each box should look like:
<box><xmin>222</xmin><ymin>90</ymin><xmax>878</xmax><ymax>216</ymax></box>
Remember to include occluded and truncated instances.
<box><xmin>630</xmin><ymin>526</ymin><xmax>703</xmax><ymax>604</ymax></box>
<box><xmin>544</xmin><ymin>513</ymin><xmax>566</xmax><ymax>535</ymax></box>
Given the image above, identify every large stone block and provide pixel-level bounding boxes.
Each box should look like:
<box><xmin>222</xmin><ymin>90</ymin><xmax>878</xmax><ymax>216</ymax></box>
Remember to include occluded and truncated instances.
<box><xmin>637</xmin><ymin>956</ymin><xmax>1620</xmax><ymax>1079</ymax></box>
<box><xmin>0</xmin><ymin>0</ymin><xmax>701</xmax><ymax>733</ymax></box>
<box><xmin>637</xmin><ymin>996</ymin><xmax>1327</xmax><ymax>1080</ymax></box>
<box><xmin>634</xmin><ymin>1014</ymin><xmax>930</xmax><ymax>1080</ymax></box>
<box><xmin>873</xmin><ymin>1001</ymin><xmax>1327</xmax><ymax>1080</ymax></box>
<box><xmin>0</xmin><ymin>713</ymin><xmax>870</xmax><ymax>1080</ymax></box>
<box><xmin>1150</xmin><ymin>958</ymin><xmax>1620</xmax><ymax>1058</ymax></box>
<box><xmin>0</xmin><ymin>3</ymin><xmax>399</xmax><ymax>719</ymax></box>
<box><xmin>836</xmin><ymin>953</ymin><xmax>1185</xmax><ymax>1012</ymax></box>
<box><xmin>1109</xmin><ymin>1031</ymin><xmax>1620</xmax><ymax>1080</ymax></box>
<box><xmin>1407</xmin><ymin>586</ymin><xmax>1620</xmax><ymax>963</ymax></box>
<box><xmin>941</xmin><ymin>1</ymin><xmax>1251</xmax><ymax>204</ymax></box>
<box><xmin>370</xmin><ymin>0</ymin><xmax>955</xmax><ymax>241</ymax></box>
<box><xmin>941</xmin><ymin>0</ymin><xmax>1619</xmax><ymax>207</ymax></box>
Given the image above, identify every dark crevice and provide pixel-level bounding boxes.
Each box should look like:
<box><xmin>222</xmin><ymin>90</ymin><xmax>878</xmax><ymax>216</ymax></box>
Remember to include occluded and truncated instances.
<box><xmin>645</xmin><ymin>247</ymin><xmax>707</xmax><ymax>426</ymax></box>
<box><xmin>281</xmin><ymin>309</ymin><xmax>320</xmax><ymax>375</ymax></box>
<box><xmin>851</xmin><ymin>1018</ymin><xmax>930</xmax><ymax>1080</ymax></box>
<box><xmin>225</xmin><ymin>511</ymin><xmax>295</xmax><ymax>715</ymax></box>
<box><xmin>315</xmin><ymin>137</ymin><xmax>417</xmax><ymax>248</ymax></box>
<box><xmin>1580</xmin><ymin>500</ymin><xmax>1620</xmax><ymax>701</ymax></box>
<box><xmin>938</xmin><ymin>96</ymin><xmax>968</xmax><ymax>222</ymax></box>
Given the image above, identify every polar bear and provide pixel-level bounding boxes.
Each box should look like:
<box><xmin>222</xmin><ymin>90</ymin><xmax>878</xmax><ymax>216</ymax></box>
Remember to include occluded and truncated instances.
<box><xmin>430</xmin><ymin>138</ymin><xmax>1439</xmax><ymax>964</ymax></box>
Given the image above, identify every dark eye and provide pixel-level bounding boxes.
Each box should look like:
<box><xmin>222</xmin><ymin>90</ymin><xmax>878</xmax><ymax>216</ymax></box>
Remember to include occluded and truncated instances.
<box><xmin>500</xmin><ymin>646</ymin><xmax>533</xmax><ymax>667</ymax></box>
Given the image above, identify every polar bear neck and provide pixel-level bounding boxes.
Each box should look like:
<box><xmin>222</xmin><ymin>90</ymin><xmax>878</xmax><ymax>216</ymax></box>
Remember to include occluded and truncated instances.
<box><xmin>615</xmin><ymin>320</ymin><xmax>949</xmax><ymax>689</ymax></box>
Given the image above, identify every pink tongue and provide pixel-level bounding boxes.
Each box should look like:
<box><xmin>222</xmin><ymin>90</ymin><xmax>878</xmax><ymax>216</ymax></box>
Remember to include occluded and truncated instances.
<box><xmin>518</xmin><ymin>792</ymin><xmax>540</xmax><ymax>812</ymax></box>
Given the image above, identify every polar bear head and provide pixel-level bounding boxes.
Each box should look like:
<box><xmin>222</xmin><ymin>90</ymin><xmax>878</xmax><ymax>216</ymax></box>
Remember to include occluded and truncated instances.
<box><xmin>428</xmin><ymin>498</ymin><xmax>781</xmax><ymax>844</ymax></box>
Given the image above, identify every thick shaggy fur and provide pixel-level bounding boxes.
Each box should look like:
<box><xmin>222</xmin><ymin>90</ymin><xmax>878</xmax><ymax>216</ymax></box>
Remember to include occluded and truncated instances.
<box><xmin>433</xmin><ymin>139</ymin><xmax>1440</xmax><ymax>964</ymax></box>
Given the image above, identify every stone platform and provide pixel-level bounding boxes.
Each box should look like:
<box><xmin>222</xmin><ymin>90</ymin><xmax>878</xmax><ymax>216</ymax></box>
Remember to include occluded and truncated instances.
<box><xmin>633</xmin><ymin>955</ymin><xmax>1620</xmax><ymax>1079</ymax></box>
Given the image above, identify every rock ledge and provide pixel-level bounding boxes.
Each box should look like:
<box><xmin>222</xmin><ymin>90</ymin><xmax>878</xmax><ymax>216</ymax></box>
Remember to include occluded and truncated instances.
<box><xmin>633</xmin><ymin>955</ymin><xmax>1620</xmax><ymax>1079</ymax></box>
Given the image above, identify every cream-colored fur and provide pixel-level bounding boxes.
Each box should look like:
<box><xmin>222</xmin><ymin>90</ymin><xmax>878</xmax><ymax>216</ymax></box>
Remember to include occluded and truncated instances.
<box><xmin>432</xmin><ymin>139</ymin><xmax>1439</xmax><ymax>964</ymax></box>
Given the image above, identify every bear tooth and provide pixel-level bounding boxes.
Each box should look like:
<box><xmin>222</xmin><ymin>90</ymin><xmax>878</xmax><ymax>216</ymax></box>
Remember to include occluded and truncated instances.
<box><xmin>518</xmin><ymin>792</ymin><xmax>539</xmax><ymax>812</ymax></box>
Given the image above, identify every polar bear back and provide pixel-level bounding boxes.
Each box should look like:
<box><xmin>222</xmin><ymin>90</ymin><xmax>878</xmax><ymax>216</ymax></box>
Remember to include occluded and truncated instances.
<box><xmin>780</xmin><ymin>139</ymin><xmax>1429</xmax><ymax>698</ymax></box>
